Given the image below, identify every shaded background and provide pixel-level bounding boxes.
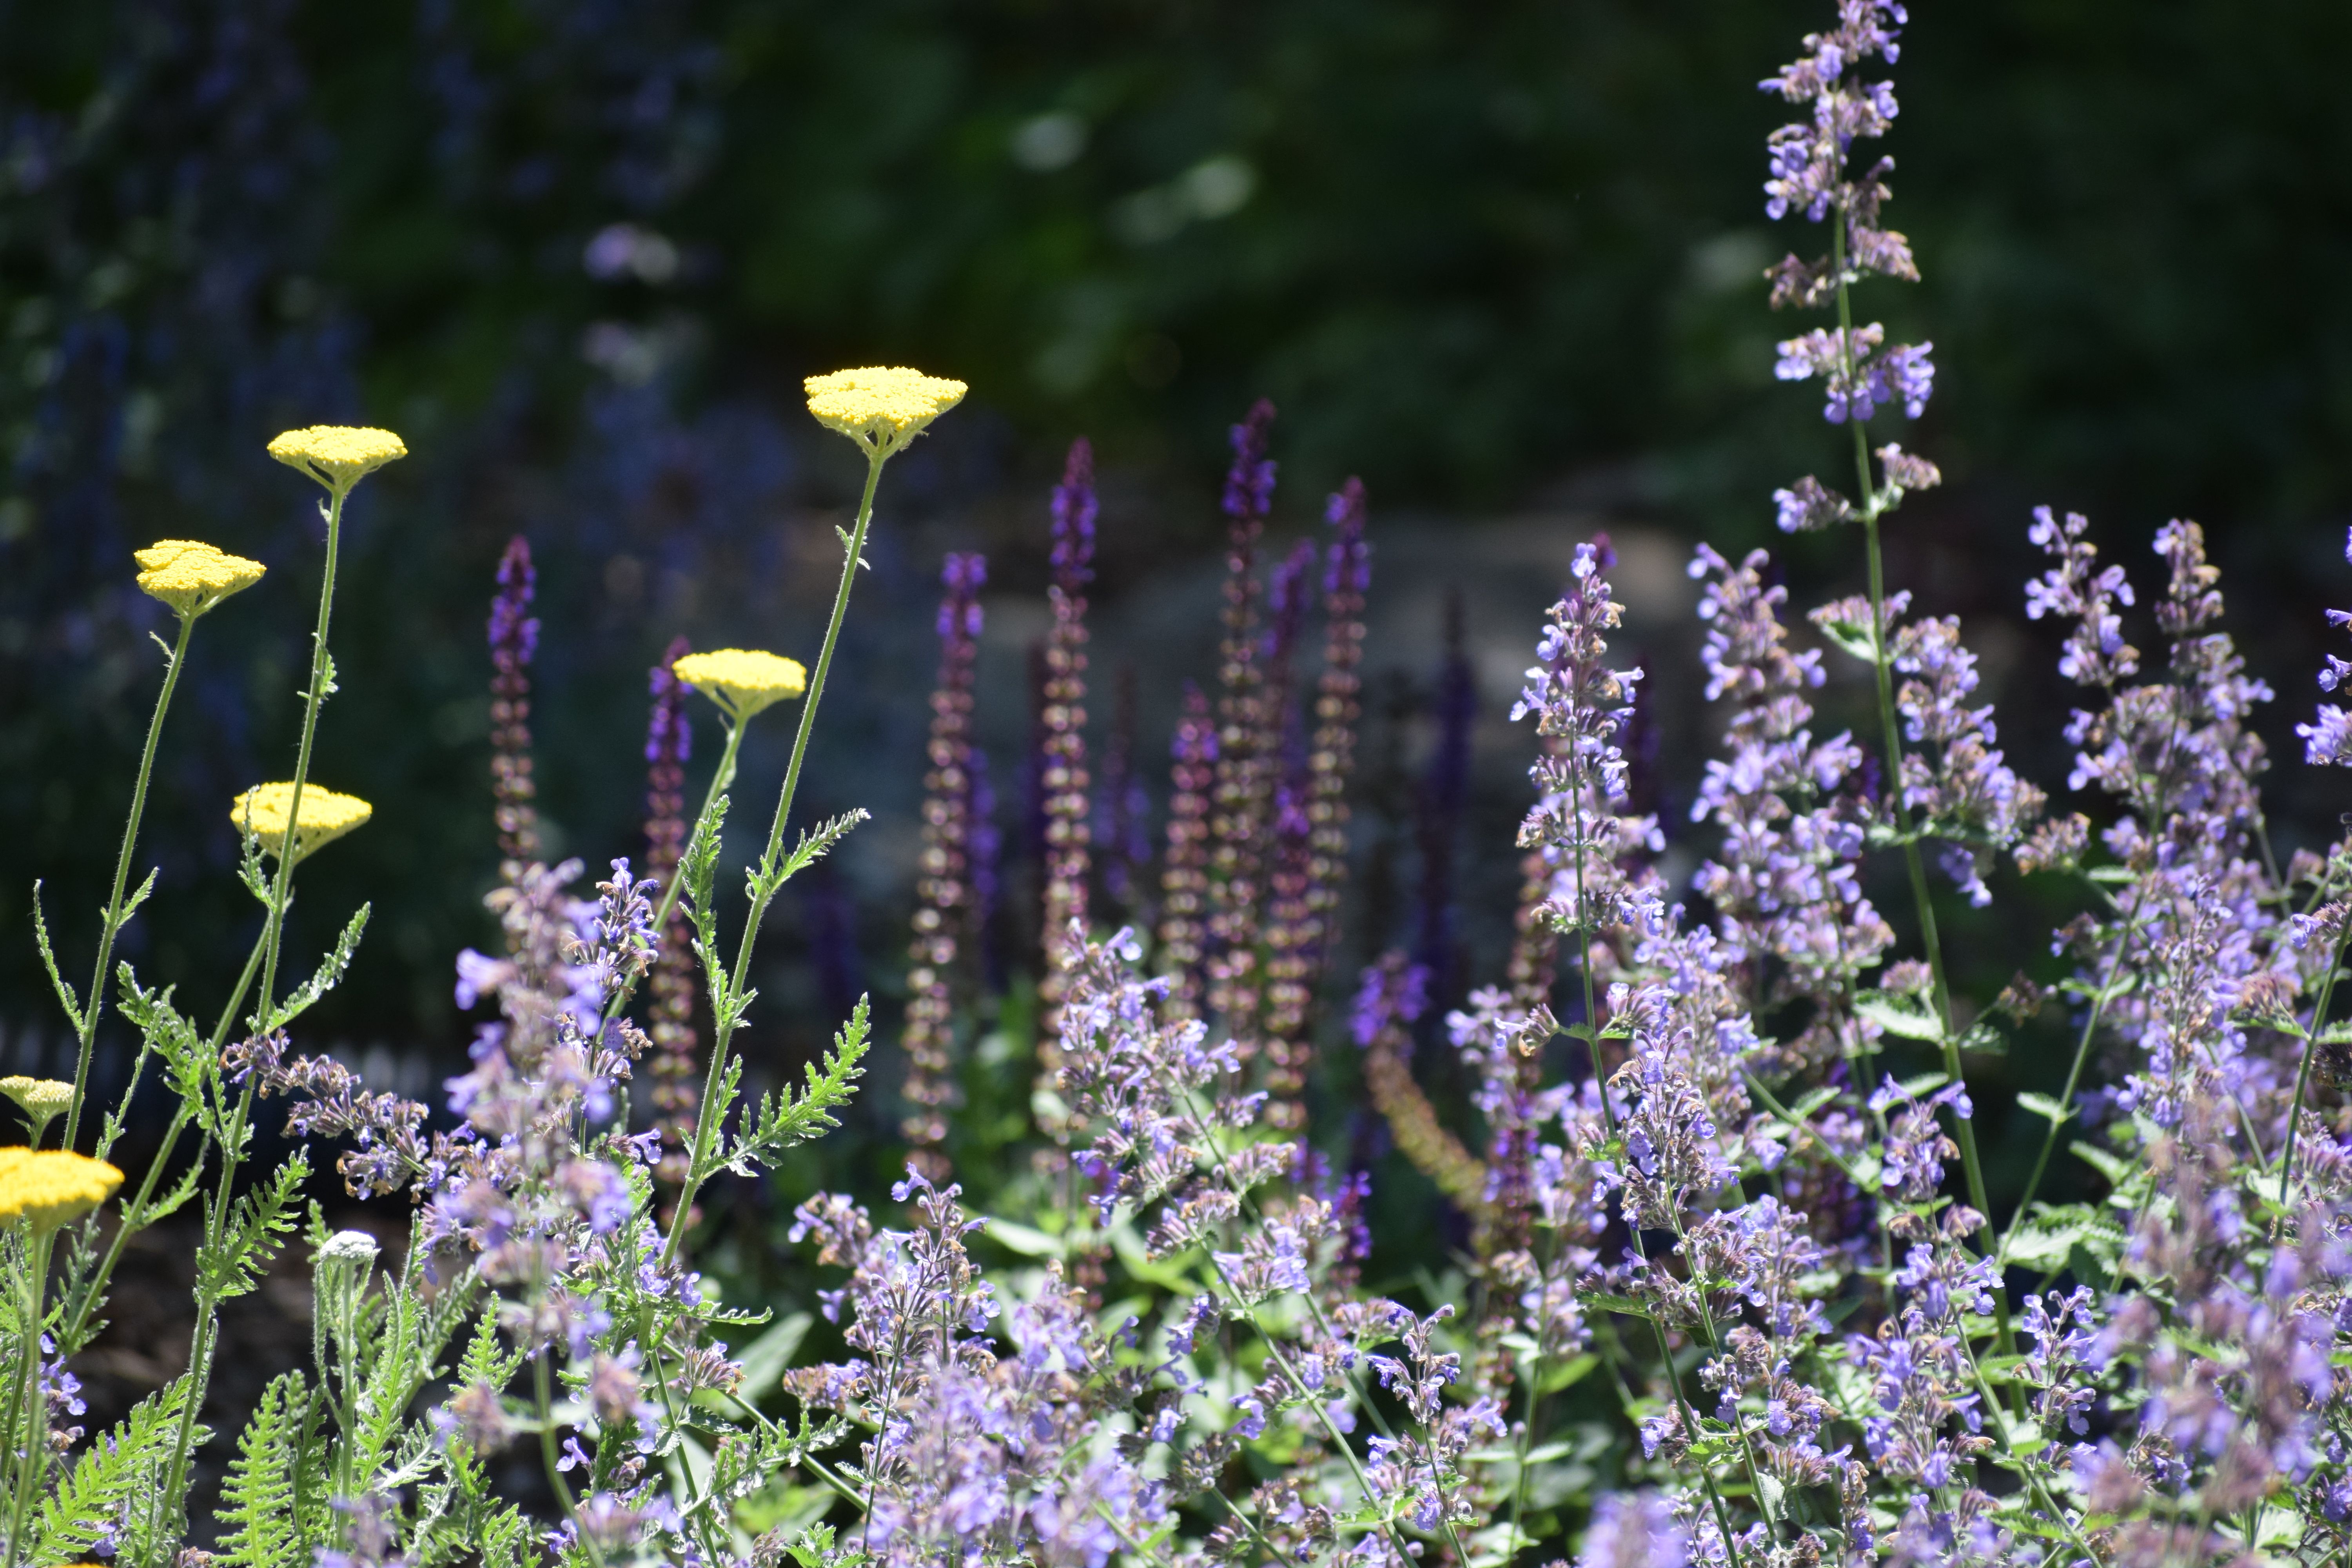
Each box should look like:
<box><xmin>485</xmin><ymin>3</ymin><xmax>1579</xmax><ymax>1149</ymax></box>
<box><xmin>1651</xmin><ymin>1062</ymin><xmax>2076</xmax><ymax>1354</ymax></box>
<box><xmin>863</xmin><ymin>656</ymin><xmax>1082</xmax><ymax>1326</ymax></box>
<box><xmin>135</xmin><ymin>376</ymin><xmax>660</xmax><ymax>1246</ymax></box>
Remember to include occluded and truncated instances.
<box><xmin>2</xmin><ymin>0</ymin><xmax>2350</xmax><ymax>1131</ymax></box>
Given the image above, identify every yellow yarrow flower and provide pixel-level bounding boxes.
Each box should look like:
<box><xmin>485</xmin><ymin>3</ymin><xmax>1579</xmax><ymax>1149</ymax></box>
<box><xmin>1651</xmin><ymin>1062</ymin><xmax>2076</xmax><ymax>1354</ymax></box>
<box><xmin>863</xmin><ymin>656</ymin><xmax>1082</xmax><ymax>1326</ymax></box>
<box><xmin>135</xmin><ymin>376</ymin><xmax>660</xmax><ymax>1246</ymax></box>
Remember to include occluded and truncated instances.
<box><xmin>804</xmin><ymin>367</ymin><xmax>966</xmax><ymax>457</ymax></box>
<box><xmin>134</xmin><ymin>539</ymin><xmax>267</xmax><ymax>620</ymax></box>
<box><xmin>0</xmin><ymin>1149</ymin><xmax>123</xmax><ymax>1230</ymax></box>
<box><xmin>267</xmin><ymin>425</ymin><xmax>408</xmax><ymax>492</ymax></box>
<box><xmin>0</xmin><ymin>1077</ymin><xmax>73</xmax><ymax>1120</ymax></box>
<box><xmin>231</xmin><ymin>782</ymin><xmax>374</xmax><ymax>862</ymax></box>
<box><xmin>671</xmin><ymin>648</ymin><xmax>809</xmax><ymax>722</ymax></box>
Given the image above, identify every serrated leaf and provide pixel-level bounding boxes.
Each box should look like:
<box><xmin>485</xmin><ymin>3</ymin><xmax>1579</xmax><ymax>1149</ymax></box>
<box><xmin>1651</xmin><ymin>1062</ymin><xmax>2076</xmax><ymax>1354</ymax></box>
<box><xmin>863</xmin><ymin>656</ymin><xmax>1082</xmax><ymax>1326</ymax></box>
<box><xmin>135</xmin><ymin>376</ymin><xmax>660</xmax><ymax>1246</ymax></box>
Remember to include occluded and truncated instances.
<box><xmin>263</xmin><ymin>903</ymin><xmax>370</xmax><ymax>1031</ymax></box>
<box><xmin>2070</xmin><ymin>1140</ymin><xmax>2136</xmax><ymax>1186</ymax></box>
<box><xmin>2016</xmin><ymin>1092</ymin><xmax>2074</xmax><ymax>1127</ymax></box>
<box><xmin>1857</xmin><ymin>995</ymin><xmax>1944</xmax><ymax>1042</ymax></box>
<box><xmin>715</xmin><ymin>996</ymin><xmax>869</xmax><ymax>1179</ymax></box>
<box><xmin>31</xmin><ymin>879</ymin><xmax>86</xmax><ymax>1035</ymax></box>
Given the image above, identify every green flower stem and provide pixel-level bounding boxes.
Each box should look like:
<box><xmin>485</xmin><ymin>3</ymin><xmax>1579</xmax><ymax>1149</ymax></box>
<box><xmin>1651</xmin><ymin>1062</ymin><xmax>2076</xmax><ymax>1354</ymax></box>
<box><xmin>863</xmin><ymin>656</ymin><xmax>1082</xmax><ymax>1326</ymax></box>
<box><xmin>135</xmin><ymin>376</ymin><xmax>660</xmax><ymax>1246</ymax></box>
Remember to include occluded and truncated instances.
<box><xmin>62</xmin><ymin>613</ymin><xmax>198</xmax><ymax>1153</ymax></box>
<box><xmin>662</xmin><ymin>447</ymin><xmax>887</xmax><ymax>1267</ymax></box>
<box><xmin>151</xmin><ymin>479</ymin><xmax>351</xmax><ymax>1561</ymax></box>
<box><xmin>2278</xmin><ymin>896</ymin><xmax>2352</xmax><ymax>1206</ymax></box>
<box><xmin>1829</xmin><ymin>218</ymin><xmax>2013</xmax><ymax>1370</ymax></box>
<box><xmin>2</xmin><ymin>1231</ymin><xmax>60</xmax><ymax>1568</ymax></box>
<box><xmin>1564</xmin><ymin>822</ymin><xmax>1749</xmax><ymax>1568</ymax></box>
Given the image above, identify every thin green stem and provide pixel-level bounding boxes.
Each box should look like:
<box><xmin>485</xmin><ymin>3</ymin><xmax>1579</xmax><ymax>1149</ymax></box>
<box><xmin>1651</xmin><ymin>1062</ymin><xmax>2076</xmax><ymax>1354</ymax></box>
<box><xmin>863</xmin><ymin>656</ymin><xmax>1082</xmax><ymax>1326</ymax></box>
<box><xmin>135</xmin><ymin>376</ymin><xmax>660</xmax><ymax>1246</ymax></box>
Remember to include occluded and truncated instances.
<box><xmin>535</xmin><ymin>1351</ymin><xmax>603</xmax><ymax>1568</ymax></box>
<box><xmin>1567</xmin><ymin>811</ymin><xmax>1746</xmax><ymax>1568</ymax></box>
<box><xmin>64</xmin><ymin>614</ymin><xmax>196</xmax><ymax>1152</ymax></box>
<box><xmin>2279</xmin><ymin>907</ymin><xmax>2352</xmax><ymax>1207</ymax></box>
<box><xmin>1830</xmin><ymin>215</ymin><xmax>2011</xmax><ymax>1367</ymax></box>
<box><xmin>151</xmin><ymin>482</ymin><xmax>349</xmax><ymax>1560</ymax></box>
<box><xmin>2</xmin><ymin>1231</ymin><xmax>59</xmax><ymax>1568</ymax></box>
<box><xmin>662</xmin><ymin>450</ymin><xmax>886</xmax><ymax>1267</ymax></box>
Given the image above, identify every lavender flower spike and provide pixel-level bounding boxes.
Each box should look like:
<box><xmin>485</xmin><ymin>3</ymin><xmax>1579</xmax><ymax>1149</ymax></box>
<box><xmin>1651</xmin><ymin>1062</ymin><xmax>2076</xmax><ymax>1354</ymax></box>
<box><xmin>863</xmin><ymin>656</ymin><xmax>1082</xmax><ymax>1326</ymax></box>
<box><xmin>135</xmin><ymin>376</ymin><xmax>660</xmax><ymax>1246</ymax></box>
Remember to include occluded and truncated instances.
<box><xmin>1038</xmin><ymin>437</ymin><xmax>1098</xmax><ymax>1048</ymax></box>
<box><xmin>488</xmin><ymin>534</ymin><xmax>541</xmax><ymax>878</ymax></box>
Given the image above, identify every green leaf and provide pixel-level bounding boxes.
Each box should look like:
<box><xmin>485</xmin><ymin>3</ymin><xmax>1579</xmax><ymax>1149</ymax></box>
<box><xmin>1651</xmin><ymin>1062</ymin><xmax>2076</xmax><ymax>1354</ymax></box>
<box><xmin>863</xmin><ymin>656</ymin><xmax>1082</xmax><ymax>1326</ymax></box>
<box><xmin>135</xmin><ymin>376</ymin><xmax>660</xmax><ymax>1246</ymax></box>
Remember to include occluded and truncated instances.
<box><xmin>1856</xmin><ymin>995</ymin><xmax>1944</xmax><ymax>1042</ymax></box>
<box><xmin>2070</xmin><ymin>1140</ymin><xmax>2137</xmax><ymax>1187</ymax></box>
<box><xmin>1815</xmin><ymin>617</ymin><xmax>1883</xmax><ymax>665</ymax></box>
<box><xmin>29</xmin><ymin>1376</ymin><xmax>200</xmax><ymax>1566</ymax></box>
<box><xmin>30</xmin><ymin>879</ymin><xmax>86</xmax><ymax>1035</ymax></box>
<box><xmin>264</xmin><ymin>903</ymin><xmax>371</xmax><ymax>1031</ymax></box>
<box><xmin>754</xmin><ymin>808</ymin><xmax>870</xmax><ymax>899</ymax></box>
<box><xmin>731</xmin><ymin>1312</ymin><xmax>812</xmax><ymax>1405</ymax></box>
<box><xmin>2016</xmin><ymin>1092</ymin><xmax>2074</xmax><ymax>1128</ymax></box>
<box><xmin>216</xmin><ymin>1371</ymin><xmax>328</xmax><ymax>1568</ymax></box>
<box><xmin>984</xmin><ymin>1218</ymin><xmax>1068</xmax><ymax>1259</ymax></box>
<box><xmin>715</xmin><ymin>996</ymin><xmax>869</xmax><ymax>1180</ymax></box>
<box><xmin>199</xmin><ymin>1150</ymin><xmax>311</xmax><ymax>1301</ymax></box>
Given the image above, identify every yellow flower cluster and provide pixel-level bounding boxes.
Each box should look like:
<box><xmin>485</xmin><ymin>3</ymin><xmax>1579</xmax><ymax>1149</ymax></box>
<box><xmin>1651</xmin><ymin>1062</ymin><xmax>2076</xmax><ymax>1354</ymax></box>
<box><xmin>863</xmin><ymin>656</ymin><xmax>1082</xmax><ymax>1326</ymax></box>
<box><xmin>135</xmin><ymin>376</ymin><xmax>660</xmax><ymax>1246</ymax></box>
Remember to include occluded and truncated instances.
<box><xmin>267</xmin><ymin>425</ymin><xmax>409</xmax><ymax>491</ymax></box>
<box><xmin>804</xmin><ymin>367</ymin><xmax>967</xmax><ymax>456</ymax></box>
<box><xmin>672</xmin><ymin>649</ymin><xmax>809</xmax><ymax>722</ymax></box>
<box><xmin>231</xmin><ymin>782</ymin><xmax>374</xmax><ymax>862</ymax></box>
<box><xmin>0</xmin><ymin>1077</ymin><xmax>72</xmax><ymax>1119</ymax></box>
<box><xmin>0</xmin><ymin>1149</ymin><xmax>122</xmax><ymax>1230</ymax></box>
<box><xmin>134</xmin><ymin>539</ymin><xmax>267</xmax><ymax>620</ymax></box>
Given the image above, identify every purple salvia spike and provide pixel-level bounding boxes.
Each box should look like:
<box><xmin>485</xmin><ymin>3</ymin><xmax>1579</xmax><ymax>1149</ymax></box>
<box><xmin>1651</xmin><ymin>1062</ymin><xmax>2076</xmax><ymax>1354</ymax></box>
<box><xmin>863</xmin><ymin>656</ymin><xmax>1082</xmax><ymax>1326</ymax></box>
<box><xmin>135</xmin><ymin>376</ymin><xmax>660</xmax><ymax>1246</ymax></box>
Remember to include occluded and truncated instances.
<box><xmin>1155</xmin><ymin>681</ymin><xmax>1217</xmax><ymax>1020</ymax></box>
<box><xmin>488</xmin><ymin>534</ymin><xmax>541</xmax><ymax>880</ymax></box>
<box><xmin>1039</xmin><ymin>438</ymin><xmax>1098</xmax><ymax>1058</ymax></box>
<box><xmin>1209</xmin><ymin>400</ymin><xmax>1278</xmax><ymax>1065</ymax></box>
<box><xmin>643</xmin><ymin>633</ymin><xmax>699</xmax><ymax>1187</ymax></box>
<box><xmin>902</xmin><ymin>551</ymin><xmax>986</xmax><ymax>1174</ymax></box>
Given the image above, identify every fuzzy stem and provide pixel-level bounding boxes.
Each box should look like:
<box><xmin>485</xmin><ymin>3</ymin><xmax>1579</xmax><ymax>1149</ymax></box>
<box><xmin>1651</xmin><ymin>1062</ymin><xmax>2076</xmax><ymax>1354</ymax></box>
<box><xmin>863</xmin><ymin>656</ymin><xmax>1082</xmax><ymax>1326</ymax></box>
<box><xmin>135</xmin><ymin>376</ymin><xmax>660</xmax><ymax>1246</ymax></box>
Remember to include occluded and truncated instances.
<box><xmin>63</xmin><ymin>613</ymin><xmax>196</xmax><ymax>1152</ymax></box>
<box><xmin>663</xmin><ymin>447</ymin><xmax>886</xmax><ymax>1265</ymax></box>
<box><xmin>1832</xmin><ymin>217</ymin><xmax>2012</xmax><ymax>1366</ymax></box>
<box><xmin>2278</xmin><ymin>899</ymin><xmax>2352</xmax><ymax>1206</ymax></box>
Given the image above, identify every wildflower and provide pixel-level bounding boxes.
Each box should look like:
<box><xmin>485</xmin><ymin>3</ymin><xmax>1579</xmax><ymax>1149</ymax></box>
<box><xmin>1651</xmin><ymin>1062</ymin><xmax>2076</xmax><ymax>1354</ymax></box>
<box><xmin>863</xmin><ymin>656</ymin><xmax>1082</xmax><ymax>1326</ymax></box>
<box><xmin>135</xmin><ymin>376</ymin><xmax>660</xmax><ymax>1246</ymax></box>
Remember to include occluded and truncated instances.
<box><xmin>0</xmin><ymin>1148</ymin><xmax>124</xmax><ymax>1230</ymax></box>
<box><xmin>488</xmin><ymin>535</ymin><xmax>542</xmax><ymax>871</ymax></box>
<box><xmin>0</xmin><ymin>1074</ymin><xmax>73</xmax><ymax>1141</ymax></box>
<box><xmin>803</xmin><ymin>365</ymin><xmax>967</xmax><ymax>457</ymax></box>
<box><xmin>671</xmin><ymin>648</ymin><xmax>809</xmax><ymax>723</ymax></box>
<box><xmin>1578</xmin><ymin>1490</ymin><xmax>1688</xmax><ymax>1568</ymax></box>
<box><xmin>230</xmin><ymin>781</ymin><xmax>374</xmax><ymax>862</ymax></box>
<box><xmin>133</xmin><ymin>538</ymin><xmax>266</xmax><ymax>619</ymax></box>
<box><xmin>265</xmin><ymin>423</ymin><xmax>408</xmax><ymax>491</ymax></box>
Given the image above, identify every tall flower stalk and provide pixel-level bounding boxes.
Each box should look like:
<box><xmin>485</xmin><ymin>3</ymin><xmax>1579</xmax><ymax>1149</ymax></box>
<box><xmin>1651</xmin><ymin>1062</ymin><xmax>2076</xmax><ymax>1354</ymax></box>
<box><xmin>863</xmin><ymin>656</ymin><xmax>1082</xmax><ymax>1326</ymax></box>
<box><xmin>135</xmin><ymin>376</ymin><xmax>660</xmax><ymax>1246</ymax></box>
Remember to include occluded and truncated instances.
<box><xmin>488</xmin><ymin>534</ymin><xmax>543</xmax><ymax>879</ymax></box>
<box><xmin>662</xmin><ymin>367</ymin><xmax>965</xmax><ymax>1258</ymax></box>
<box><xmin>54</xmin><ymin>539</ymin><xmax>265</xmax><ymax>1153</ymax></box>
<box><xmin>1037</xmin><ymin>438</ymin><xmax>1098</xmax><ymax>1050</ymax></box>
<box><xmin>152</xmin><ymin>423</ymin><xmax>406</xmax><ymax>1549</ymax></box>
<box><xmin>643</xmin><ymin>635</ymin><xmax>698</xmax><ymax>1189</ymax></box>
<box><xmin>903</xmin><ymin>552</ymin><xmax>986</xmax><ymax>1170</ymax></box>
<box><xmin>1759</xmin><ymin>1</ymin><xmax>2014</xmax><ymax>1349</ymax></box>
<box><xmin>1207</xmin><ymin>400</ymin><xmax>1278</xmax><ymax>1061</ymax></box>
<box><xmin>1157</xmin><ymin>682</ymin><xmax>1217</xmax><ymax>1018</ymax></box>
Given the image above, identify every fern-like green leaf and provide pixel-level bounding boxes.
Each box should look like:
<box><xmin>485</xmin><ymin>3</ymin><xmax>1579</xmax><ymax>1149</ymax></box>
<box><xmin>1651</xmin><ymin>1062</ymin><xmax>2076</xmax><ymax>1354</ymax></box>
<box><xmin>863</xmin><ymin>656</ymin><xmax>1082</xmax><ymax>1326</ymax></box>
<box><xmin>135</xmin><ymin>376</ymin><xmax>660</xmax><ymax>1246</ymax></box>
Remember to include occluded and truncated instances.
<box><xmin>263</xmin><ymin>903</ymin><xmax>371</xmax><ymax>1032</ymax></box>
<box><xmin>27</xmin><ymin>1376</ymin><xmax>196</xmax><ymax>1566</ymax></box>
<box><xmin>30</xmin><ymin>879</ymin><xmax>86</xmax><ymax>1035</ymax></box>
<box><xmin>715</xmin><ymin>996</ymin><xmax>869</xmax><ymax>1179</ymax></box>
<box><xmin>215</xmin><ymin>1370</ymin><xmax>328</xmax><ymax>1568</ymax></box>
<box><xmin>198</xmin><ymin>1150</ymin><xmax>310</xmax><ymax>1301</ymax></box>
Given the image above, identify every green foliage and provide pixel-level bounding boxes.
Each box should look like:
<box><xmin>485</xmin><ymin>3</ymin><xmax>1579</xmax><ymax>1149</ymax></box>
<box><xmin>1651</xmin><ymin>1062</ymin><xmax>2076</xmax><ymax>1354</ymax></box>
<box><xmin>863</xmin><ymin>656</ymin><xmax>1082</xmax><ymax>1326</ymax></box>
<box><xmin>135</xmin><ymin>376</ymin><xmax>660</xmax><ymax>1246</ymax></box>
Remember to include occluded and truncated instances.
<box><xmin>216</xmin><ymin>1372</ymin><xmax>330</xmax><ymax>1568</ymax></box>
<box><xmin>263</xmin><ymin>902</ymin><xmax>372</xmax><ymax>1032</ymax></box>
<box><xmin>714</xmin><ymin>995</ymin><xmax>871</xmax><ymax>1181</ymax></box>
<box><xmin>197</xmin><ymin>1151</ymin><xmax>311</xmax><ymax>1302</ymax></box>
<box><xmin>25</xmin><ymin>1377</ymin><xmax>200</xmax><ymax>1568</ymax></box>
<box><xmin>29</xmin><ymin>880</ymin><xmax>84</xmax><ymax>1036</ymax></box>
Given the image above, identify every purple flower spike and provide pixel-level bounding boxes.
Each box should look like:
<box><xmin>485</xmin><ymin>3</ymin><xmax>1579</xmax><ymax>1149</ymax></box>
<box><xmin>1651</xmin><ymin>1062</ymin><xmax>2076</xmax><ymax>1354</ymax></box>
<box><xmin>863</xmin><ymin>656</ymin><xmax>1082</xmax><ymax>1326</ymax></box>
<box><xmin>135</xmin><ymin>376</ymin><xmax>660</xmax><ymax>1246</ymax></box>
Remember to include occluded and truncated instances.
<box><xmin>1050</xmin><ymin>436</ymin><xmax>1097</xmax><ymax>592</ymax></box>
<box><xmin>1221</xmin><ymin>398</ymin><xmax>1277</xmax><ymax>521</ymax></box>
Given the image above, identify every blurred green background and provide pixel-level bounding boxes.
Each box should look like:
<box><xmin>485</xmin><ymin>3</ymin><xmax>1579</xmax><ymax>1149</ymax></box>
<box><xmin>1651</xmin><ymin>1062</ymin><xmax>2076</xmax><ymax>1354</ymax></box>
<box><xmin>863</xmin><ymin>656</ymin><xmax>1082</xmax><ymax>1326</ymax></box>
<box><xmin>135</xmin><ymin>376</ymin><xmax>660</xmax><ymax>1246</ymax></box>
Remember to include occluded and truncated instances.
<box><xmin>2</xmin><ymin>0</ymin><xmax>2349</xmax><ymax>1092</ymax></box>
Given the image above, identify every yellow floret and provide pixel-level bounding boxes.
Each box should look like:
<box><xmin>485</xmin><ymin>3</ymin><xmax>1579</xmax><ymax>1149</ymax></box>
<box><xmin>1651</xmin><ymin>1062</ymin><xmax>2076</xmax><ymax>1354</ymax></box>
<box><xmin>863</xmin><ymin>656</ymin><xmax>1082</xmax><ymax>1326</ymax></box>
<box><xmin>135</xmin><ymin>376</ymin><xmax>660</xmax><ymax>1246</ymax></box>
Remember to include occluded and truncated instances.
<box><xmin>231</xmin><ymin>782</ymin><xmax>374</xmax><ymax>862</ymax></box>
<box><xmin>0</xmin><ymin>1078</ymin><xmax>73</xmax><ymax>1119</ymax></box>
<box><xmin>804</xmin><ymin>367</ymin><xmax>967</xmax><ymax>456</ymax></box>
<box><xmin>0</xmin><ymin>1149</ymin><xmax>123</xmax><ymax>1230</ymax></box>
<box><xmin>671</xmin><ymin>648</ymin><xmax>809</xmax><ymax>722</ymax></box>
<box><xmin>134</xmin><ymin>539</ymin><xmax>267</xmax><ymax>620</ymax></box>
<box><xmin>267</xmin><ymin>425</ymin><xmax>409</xmax><ymax>491</ymax></box>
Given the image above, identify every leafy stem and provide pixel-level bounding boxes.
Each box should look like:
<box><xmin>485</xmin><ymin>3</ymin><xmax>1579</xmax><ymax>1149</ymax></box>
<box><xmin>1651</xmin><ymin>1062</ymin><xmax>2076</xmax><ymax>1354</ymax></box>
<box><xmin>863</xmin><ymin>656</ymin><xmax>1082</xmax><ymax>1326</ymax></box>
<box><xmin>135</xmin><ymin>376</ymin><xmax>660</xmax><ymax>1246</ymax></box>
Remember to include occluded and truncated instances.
<box><xmin>63</xmin><ymin>613</ymin><xmax>196</xmax><ymax>1152</ymax></box>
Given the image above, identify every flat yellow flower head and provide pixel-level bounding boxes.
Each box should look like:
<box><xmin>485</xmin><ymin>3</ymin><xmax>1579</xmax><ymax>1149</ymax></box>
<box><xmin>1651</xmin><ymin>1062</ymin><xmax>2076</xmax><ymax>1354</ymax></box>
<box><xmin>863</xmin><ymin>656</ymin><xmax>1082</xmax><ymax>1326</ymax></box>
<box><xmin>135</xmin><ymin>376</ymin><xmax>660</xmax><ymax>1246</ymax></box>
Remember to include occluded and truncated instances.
<box><xmin>231</xmin><ymin>782</ymin><xmax>374</xmax><ymax>862</ymax></box>
<box><xmin>0</xmin><ymin>1149</ymin><xmax>123</xmax><ymax>1231</ymax></box>
<box><xmin>134</xmin><ymin>539</ymin><xmax>267</xmax><ymax>620</ymax></box>
<box><xmin>0</xmin><ymin>1077</ymin><xmax>73</xmax><ymax>1120</ymax></box>
<box><xmin>671</xmin><ymin>648</ymin><xmax>809</xmax><ymax>722</ymax></box>
<box><xmin>804</xmin><ymin>367</ymin><xmax>966</xmax><ymax>457</ymax></box>
<box><xmin>267</xmin><ymin>425</ymin><xmax>408</xmax><ymax>492</ymax></box>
